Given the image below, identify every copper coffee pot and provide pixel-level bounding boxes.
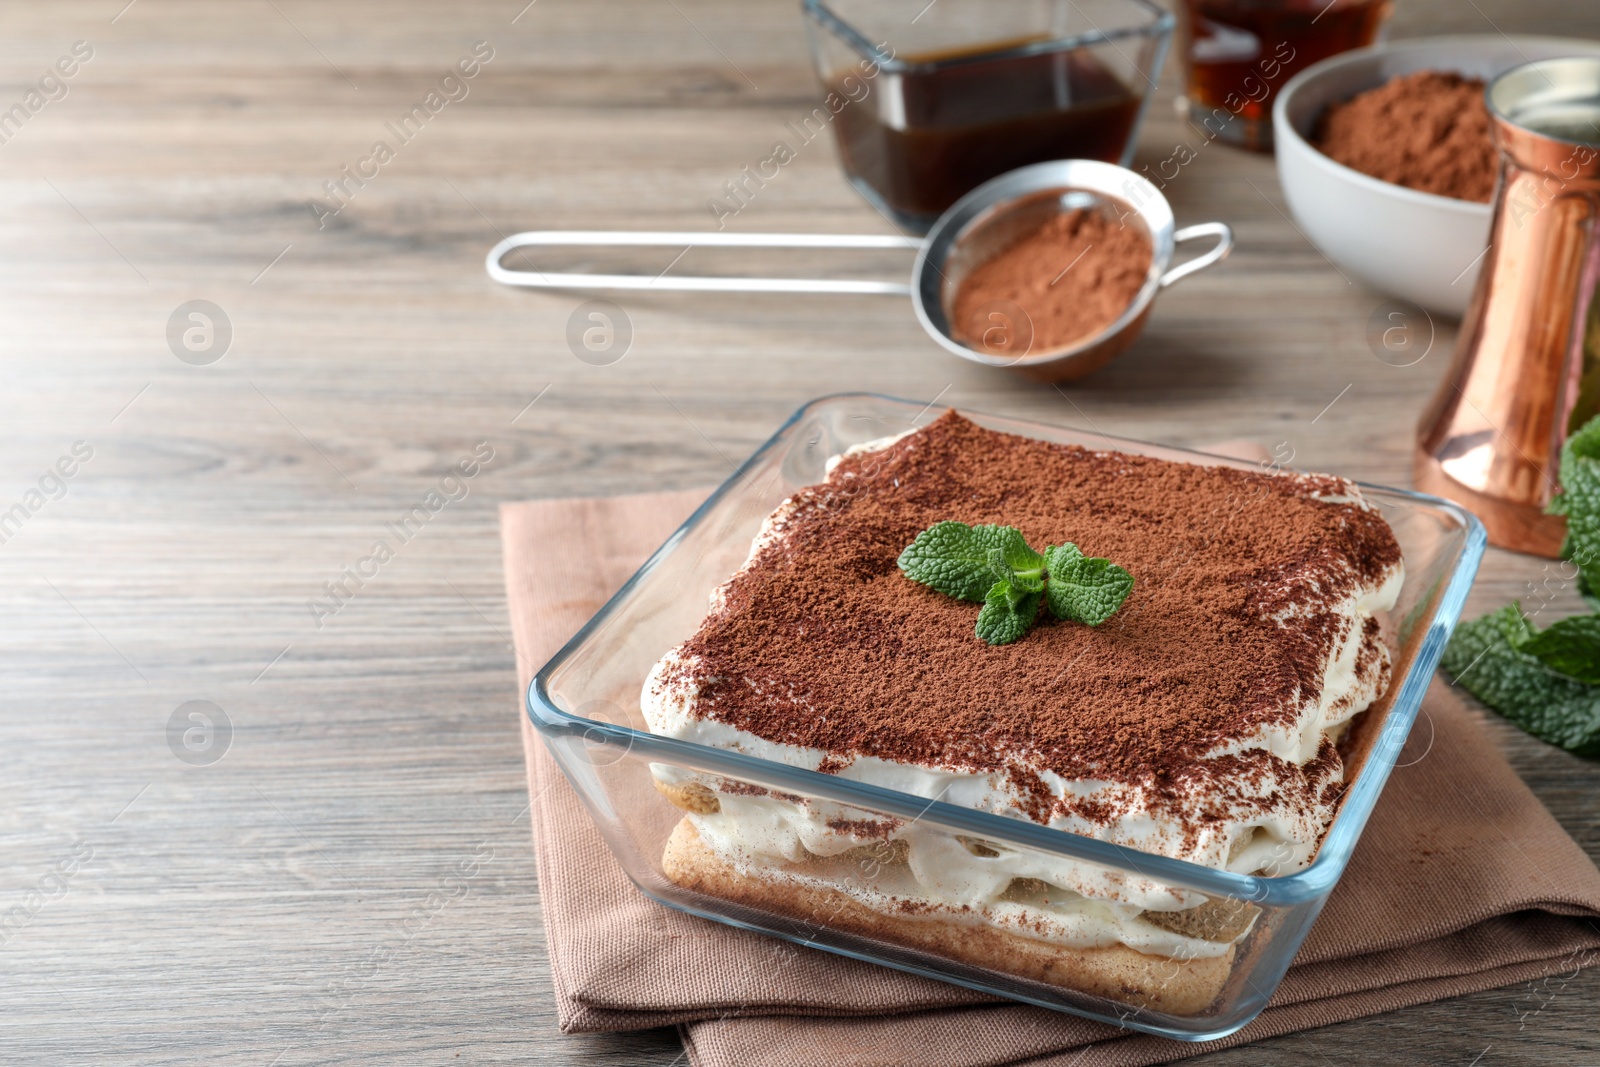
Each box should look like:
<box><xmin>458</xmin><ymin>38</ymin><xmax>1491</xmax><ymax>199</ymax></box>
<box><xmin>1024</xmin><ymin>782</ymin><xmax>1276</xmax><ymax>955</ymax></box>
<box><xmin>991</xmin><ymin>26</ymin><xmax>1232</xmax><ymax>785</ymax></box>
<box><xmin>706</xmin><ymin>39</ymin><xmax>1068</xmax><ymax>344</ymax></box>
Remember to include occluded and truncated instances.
<box><xmin>1416</xmin><ymin>57</ymin><xmax>1600</xmax><ymax>557</ymax></box>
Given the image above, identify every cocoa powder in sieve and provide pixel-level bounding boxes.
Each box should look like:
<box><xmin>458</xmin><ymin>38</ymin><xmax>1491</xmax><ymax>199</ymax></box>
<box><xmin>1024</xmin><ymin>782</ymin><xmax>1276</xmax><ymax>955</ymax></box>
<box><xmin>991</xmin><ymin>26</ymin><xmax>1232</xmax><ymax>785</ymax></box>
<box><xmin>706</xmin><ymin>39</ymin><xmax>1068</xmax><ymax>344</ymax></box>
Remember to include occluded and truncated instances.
<box><xmin>1313</xmin><ymin>70</ymin><xmax>1497</xmax><ymax>203</ymax></box>
<box><xmin>951</xmin><ymin>209</ymin><xmax>1152</xmax><ymax>357</ymax></box>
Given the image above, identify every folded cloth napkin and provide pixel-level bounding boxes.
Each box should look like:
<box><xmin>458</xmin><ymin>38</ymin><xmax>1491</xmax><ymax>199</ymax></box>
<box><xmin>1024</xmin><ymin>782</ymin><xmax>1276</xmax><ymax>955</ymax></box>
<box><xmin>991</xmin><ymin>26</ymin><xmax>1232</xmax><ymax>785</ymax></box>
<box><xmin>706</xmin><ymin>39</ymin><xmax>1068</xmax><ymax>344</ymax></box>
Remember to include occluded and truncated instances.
<box><xmin>501</xmin><ymin>478</ymin><xmax>1600</xmax><ymax>1067</ymax></box>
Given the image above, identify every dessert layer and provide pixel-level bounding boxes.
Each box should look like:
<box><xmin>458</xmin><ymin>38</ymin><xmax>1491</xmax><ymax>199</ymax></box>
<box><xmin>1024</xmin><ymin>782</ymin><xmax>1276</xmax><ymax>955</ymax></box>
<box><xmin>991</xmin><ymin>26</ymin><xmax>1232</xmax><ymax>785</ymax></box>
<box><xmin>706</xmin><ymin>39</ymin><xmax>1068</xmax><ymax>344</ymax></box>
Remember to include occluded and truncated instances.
<box><xmin>644</xmin><ymin>412</ymin><xmax>1403</xmax><ymax>915</ymax></box>
<box><xmin>659</xmin><ymin>782</ymin><xmax>1246</xmax><ymax>957</ymax></box>
<box><xmin>662</xmin><ymin>817</ymin><xmax>1242</xmax><ymax>1014</ymax></box>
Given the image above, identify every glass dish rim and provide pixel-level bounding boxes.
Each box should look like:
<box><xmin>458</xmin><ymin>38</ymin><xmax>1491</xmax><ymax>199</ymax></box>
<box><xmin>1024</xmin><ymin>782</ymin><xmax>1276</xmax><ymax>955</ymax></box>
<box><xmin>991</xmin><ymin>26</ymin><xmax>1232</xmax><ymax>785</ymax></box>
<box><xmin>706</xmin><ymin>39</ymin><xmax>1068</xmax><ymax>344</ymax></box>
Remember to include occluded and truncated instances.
<box><xmin>528</xmin><ymin>392</ymin><xmax>1486</xmax><ymax>908</ymax></box>
<box><xmin>801</xmin><ymin>0</ymin><xmax>1175</xmax><ymax>76</ymax></box>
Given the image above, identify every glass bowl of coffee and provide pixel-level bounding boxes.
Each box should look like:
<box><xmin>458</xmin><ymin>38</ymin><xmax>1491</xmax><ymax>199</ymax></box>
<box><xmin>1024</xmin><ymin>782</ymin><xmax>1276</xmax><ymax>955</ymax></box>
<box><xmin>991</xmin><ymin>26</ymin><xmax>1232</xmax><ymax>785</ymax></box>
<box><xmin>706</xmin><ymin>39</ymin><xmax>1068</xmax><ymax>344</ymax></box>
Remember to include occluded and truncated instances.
<box><xmin>1175</xmin><ymin>0</ymin><xmax>1393</xmax><ymax>152</ymax></box>
<box><xmin>802</xmin><ymin>0</ymin><xmax>1173</xmax><ymax>233</ymax></box>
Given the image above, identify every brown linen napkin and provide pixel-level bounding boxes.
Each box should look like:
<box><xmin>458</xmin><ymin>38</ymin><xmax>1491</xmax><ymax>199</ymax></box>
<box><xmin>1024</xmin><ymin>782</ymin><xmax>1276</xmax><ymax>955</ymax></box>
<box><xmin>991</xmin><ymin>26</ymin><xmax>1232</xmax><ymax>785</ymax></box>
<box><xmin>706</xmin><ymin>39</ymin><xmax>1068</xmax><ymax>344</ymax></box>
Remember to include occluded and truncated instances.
<box><xmin>502</xmin><ymin>482</ymin><xmax>1600</xmax><ymax>1067</ymax></box>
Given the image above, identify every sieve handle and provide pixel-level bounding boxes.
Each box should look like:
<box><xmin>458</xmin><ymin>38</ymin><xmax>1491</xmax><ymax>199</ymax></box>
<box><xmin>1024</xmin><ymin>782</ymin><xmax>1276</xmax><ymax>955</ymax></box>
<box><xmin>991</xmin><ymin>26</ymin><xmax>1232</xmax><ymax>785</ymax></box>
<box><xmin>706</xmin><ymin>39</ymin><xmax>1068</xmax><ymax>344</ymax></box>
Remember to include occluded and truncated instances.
<box><xmin>1159</xmin><ymin>222</ymin><xmax>1234</xmax><ymax>288</ymax></box>
<box><xmin>486</xmin><ymin>231</ymin><xmax>921</xmax><ymax>295</ymax></box>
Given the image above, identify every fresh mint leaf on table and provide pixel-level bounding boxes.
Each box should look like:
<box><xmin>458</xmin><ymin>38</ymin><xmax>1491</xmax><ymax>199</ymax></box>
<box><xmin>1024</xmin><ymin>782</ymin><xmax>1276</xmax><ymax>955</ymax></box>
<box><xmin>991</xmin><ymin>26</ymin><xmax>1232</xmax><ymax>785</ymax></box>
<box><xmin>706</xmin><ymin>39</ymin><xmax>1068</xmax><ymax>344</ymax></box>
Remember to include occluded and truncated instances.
<box><xmin>1441</xmin><ymin>606</ymin><xmax>1600</xmax><ymax>757</ymax></box>
<box><xmin>1516</xmin><ymin>614</ymin><xmax>1600</xmax><ymax>685</ymax></box>
<box><xmin>1442</xmin><ymin>412</ymin><xmax>1600</xmax><ymax>756</ymax></box>
<box><xmin>1547</xmin><ymin>413</ymin><xmax>1600</xmax><ymax>592</ymax></box>
<box><xmin>899</xmin><ymin>521</ymin><xmax>1133</xmax><ymax>645</ymax></box>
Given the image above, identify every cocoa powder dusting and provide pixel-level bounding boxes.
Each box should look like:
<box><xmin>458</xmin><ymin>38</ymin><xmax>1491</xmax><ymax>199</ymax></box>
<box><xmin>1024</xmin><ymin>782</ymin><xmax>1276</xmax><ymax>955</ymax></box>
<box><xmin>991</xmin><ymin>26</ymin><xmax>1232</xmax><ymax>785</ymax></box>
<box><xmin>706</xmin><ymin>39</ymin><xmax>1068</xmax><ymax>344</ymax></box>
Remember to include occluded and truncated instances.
<box><xmin>669</xmin><ymin>413</ymin><xmax>1401</xmax><ymax>824</ymax></box>
<box><xmin>1313</xmin><ymin>70</ymin><xmax>1497</xmax><ymax>203</ymax></box>
<box><xmin>952</xmin><ymin>209</ymin><xmax>1152</xmax><ymax>355</ymax></box>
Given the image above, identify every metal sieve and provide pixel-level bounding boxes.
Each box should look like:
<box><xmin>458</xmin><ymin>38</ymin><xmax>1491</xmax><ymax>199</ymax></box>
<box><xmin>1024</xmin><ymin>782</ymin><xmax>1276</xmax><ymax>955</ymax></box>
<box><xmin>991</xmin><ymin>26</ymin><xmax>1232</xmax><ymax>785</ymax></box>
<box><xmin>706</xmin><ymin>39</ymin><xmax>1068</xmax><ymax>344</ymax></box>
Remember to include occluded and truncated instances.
<box><xmin>486</xmin><ymin>160</ymin><xmax>1232</xmax><ymax>382</ymax></box>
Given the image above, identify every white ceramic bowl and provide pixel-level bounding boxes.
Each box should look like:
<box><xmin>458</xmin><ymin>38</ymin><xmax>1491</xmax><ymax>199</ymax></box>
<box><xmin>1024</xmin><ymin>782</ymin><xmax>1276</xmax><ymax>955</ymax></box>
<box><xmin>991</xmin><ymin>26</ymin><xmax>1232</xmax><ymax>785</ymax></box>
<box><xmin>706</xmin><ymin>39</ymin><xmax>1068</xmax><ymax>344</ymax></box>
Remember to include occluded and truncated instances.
<box><xmin>1273</xmin><ymin>35</ymin><xmax>1600</xmax><ymax>318</ymax></box>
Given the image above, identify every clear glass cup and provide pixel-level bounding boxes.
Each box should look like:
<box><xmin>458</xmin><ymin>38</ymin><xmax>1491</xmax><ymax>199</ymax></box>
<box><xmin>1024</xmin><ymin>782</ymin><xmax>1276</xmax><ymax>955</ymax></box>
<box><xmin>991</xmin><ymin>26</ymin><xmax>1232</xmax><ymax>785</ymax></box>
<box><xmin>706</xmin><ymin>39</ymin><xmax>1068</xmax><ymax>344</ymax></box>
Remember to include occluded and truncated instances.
<box><xmin>528</xmin><ymin>394</ymin><xmax>1485</xmax><ymax>1039</ymax></box>
<box><xmin>1176</xmin><ymin>0</ymin><xmax>1394</xmax><ymax>151</ymax></box>
<box><xmin>801</xmin><ymin>0</ymin><xmax>1173</xmax><ymax>232</ymax></box>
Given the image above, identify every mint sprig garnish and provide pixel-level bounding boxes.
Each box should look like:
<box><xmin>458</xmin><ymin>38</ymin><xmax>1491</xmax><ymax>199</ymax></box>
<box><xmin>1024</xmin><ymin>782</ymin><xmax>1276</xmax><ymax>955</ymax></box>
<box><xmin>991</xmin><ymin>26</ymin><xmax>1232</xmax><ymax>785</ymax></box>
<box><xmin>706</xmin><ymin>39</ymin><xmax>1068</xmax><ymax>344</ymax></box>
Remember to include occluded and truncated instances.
<box><xmin>1442</xmin><ymin>413</ymin><xmax>1600</xmax><ymax>755</ymax></box>
<box><xmin>898</xmin><ymin>521</ymin><xmax>1134</xmax><ymax>645</ymax></box>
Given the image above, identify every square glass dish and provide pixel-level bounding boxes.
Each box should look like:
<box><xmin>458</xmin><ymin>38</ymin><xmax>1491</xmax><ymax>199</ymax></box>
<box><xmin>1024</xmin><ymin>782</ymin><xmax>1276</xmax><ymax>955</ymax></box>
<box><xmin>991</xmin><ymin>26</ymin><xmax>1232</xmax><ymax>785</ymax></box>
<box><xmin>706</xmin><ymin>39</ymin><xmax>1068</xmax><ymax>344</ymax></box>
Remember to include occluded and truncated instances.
<box><xmin>802</xmin><ymin>0</ymin><xmax>1173</xmax><ymax>231</ymax></box>
<box><xmin>527</xmin><ymin>394</ymin><xmax>1485</xmax><ymax>1040</ymax></box>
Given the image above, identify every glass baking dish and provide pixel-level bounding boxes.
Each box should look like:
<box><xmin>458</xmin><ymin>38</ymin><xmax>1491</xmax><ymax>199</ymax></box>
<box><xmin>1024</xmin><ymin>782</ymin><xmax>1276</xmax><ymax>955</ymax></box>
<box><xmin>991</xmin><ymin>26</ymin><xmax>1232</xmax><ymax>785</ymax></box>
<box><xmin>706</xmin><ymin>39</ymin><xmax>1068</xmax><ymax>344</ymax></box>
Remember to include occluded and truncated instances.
<box><xmin>802</xmin><ymin>0</ymin><xmax>1173</xmax><ymax>231</ymax></box>
<box><xmin>527</xmin><ymin>394</ymin><xmax>1485</xmax><ymax>1041</ymax></box>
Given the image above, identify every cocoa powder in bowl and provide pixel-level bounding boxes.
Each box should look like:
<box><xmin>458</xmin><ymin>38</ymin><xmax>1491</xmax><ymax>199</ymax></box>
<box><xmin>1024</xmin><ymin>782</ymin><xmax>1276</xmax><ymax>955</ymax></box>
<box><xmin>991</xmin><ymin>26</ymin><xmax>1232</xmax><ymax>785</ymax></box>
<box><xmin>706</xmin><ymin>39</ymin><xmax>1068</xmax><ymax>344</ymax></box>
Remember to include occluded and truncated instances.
<box><xmin>1313</xmin><ymin>70</ymin><xmax>1498</xmax><ymax>203</ymax></box>
<box><xmin>950</xmin><ymin>208</ymin><xmax>1152</xmax><ymax>358</ymax></box>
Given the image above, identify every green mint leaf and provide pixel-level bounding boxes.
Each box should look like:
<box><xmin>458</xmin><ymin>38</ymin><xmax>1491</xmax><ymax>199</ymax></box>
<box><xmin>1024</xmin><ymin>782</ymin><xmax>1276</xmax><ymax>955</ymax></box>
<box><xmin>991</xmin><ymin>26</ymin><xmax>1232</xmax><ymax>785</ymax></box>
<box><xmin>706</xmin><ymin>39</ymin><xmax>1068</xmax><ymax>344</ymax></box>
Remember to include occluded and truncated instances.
<box><xmin>988</xmin><ymin>525</ymin><xmax>1046</xmax><ymax>576</ymax></box>
<box><xmin>898</xmin><ymin>522</ymin><xmax>1041</xmax><ymax>602</ymax></box>
<box><xmin>1043</xmin><ymin>542</ymin><xmax>1083</xmax><ymax>573</ymax></box>
<box><xmin>1580</xmin><ymin>571</ymin><xmax>1600</xmax><ymax>613</ymax></box>
<box><xmin>1567</xmin><ymin>517</ymin><xmax>1600</xmax><ymax>594</ymax></box>
<box><xmin>974</xmin><ymin>579</ymin><xmax>1041</xmax><ymax>645</ymax></box>
<box><xmin>898</xmin><ymin>522</ymin><xmax>1002</xmax><ymax>601</ymax></box>
<box><xmin>986</xmin><ymin>546</ymin><xmax>1043</xmax><ymax>593</ymax></box>
<box><xmin>1564</xmin><ymin>411</ymin><xmax>1600</xmax><ymax>465</ymax></box>
<box><xmin>986</xmin><ymin>547</ymin><xmax>1012</xmax><ymax>584</ymax></box>
<box><xmin>1519</xmin><ymin>614</ymin><xmax>1600</xmax><ymax>684</ymax></box>
<box><xmin>1044</xmin><ymin>543</ymin><xmax>1134</xmax><ymax>626</ymax></box>
<box><xmin>1494</xmin><ymin>603</ymin><xmax>1537</xmax><ymax>649</ymax></box>
<box><xmin>1443</xmin><ymin>605</ymin><xmax>1600</xmax><ymax>756</ymax></box>
<box><xmin>1551</xmin><ymin>415</ymin><xmax>1600</xmax><ymax>589</ymax></box>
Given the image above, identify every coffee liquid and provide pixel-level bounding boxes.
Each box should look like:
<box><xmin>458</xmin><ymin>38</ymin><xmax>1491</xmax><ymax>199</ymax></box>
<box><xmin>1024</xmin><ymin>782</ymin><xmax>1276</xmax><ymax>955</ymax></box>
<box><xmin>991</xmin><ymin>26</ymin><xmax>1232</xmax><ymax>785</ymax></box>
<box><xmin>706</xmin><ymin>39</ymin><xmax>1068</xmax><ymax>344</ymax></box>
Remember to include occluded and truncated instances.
<box><xmin>1180</xmin><ymin>0</ymin><xmax>1390</xmax><ymax>133</ymax></box>
<box><xmin>830</xmin><ymin>40</ymin><xmax>1142</xmax><ymax>223</ymax></box>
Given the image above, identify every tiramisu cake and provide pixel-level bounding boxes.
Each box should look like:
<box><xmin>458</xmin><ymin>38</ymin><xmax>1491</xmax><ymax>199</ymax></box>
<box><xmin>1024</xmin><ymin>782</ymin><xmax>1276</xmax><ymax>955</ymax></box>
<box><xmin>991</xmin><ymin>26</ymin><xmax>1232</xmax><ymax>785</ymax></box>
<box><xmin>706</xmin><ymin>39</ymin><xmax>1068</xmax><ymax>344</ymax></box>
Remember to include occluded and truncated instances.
<box><xmin>642</xmin><ymin>412</ymin><xmax>1404</xmax><ymax>1014</ymax></box>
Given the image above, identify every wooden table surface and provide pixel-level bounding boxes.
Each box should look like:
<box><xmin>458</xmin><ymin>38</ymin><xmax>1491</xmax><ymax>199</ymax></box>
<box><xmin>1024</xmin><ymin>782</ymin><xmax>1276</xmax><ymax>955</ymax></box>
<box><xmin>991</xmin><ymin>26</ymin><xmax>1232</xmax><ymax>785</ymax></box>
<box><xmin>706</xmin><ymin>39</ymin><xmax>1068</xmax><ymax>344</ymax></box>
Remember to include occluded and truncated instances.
<box><xmin>2</xmin><ymin>1</ymin><xmax>1597</xmax><ymax>1063</ymax></box>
